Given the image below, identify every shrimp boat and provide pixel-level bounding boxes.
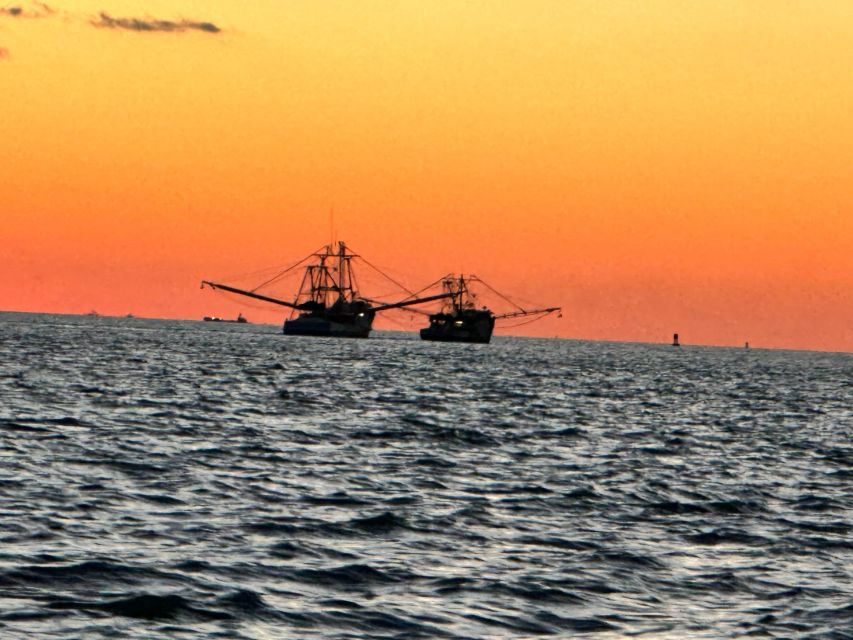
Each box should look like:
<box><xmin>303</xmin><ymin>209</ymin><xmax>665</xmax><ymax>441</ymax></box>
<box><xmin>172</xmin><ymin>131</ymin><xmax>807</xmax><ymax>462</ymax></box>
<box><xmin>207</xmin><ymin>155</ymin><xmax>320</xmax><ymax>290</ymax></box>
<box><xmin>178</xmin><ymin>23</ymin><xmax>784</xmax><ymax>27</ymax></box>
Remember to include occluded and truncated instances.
<box><xmin>201</xmin><ymin>242</ymin><xmax>450</xmax><ymax>338</ymax></box>
<box><xmin>420</xmin><ymin>275</ymin><xmax>560</xmax><ymax>344</ymax></box>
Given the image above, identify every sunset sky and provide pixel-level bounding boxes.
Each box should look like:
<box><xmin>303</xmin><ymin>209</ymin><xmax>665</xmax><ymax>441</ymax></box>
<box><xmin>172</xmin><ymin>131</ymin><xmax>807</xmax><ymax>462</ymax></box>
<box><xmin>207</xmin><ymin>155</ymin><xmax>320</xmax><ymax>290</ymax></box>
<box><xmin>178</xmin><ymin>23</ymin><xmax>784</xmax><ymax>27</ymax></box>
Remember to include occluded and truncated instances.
<box><xmin>2</xmin><ymin>1</ymin><xmax>851</xmax><ymax>351</ymax></box>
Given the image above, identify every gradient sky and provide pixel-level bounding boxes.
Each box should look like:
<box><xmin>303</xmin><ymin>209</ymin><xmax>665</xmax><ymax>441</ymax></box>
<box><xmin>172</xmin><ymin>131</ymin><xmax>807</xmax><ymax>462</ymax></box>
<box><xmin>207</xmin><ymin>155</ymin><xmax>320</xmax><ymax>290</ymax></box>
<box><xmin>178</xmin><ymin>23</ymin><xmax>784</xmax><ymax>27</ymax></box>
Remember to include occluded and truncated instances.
<box><xmin>2</xmin><ymin>1</ymin><xmax>851</xmax><ymax>350</ymax></box>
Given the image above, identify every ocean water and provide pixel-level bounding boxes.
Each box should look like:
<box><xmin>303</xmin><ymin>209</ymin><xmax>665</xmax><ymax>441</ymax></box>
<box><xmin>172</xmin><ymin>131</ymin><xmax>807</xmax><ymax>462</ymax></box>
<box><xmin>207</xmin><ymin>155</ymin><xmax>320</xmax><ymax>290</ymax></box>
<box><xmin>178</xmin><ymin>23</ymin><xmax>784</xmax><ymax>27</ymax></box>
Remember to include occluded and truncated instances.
<box><xmin>0</xmin><ymin>312</ymin><xmax>851</xmax><ymax>639</ymax></box>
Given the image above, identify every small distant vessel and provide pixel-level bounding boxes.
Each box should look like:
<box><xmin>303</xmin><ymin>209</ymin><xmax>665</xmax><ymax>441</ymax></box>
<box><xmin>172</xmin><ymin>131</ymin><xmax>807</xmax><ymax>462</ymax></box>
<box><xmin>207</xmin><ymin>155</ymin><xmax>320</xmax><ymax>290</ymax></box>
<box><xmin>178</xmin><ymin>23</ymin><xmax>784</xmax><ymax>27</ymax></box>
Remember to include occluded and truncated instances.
<box><xmin>203</xmin><ymin>313</ymin><xmax>248</xmax><ymax>324</ymax></box>
<box><xmin>202</xmin><ymin>242</ymin><xmax>449</xmax><ymax>338</ymax></box>
<box><xmin>672</xmin><ymin>333</ymin><xmax>681</xmax><ymax>347</ymax></box>
<box><xmin>420</xmin><ymin>275</ymin><xmax>560</xmax><ymax>344</ymax></box>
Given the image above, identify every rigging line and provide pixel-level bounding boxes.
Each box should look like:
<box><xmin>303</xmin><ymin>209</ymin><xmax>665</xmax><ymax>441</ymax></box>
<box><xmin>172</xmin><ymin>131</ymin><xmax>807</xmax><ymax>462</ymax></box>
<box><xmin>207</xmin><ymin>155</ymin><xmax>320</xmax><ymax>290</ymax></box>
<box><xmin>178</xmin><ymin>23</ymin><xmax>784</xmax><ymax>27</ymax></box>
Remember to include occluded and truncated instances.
<box><xmin>350</xmin><ymin>261</ymin><xmax>362</xmax><ymax>298</ymax></box>
<box><xmin>366</xmin><ymin>290</ymin><xmax>411</xmax><ymax>300</ymax></box>
<box><xmin>378</xmin><ymin>312</ymin><xmax>418</xmax><ymax>330</ymax></box>
<box><xmin>471</xmin><ymin>275</ymin><xmax>527</xmax><ymax>313</ymax></box>
<box><xmin>215</xmin><ymin>245</ymin><xmax>323</xmax><ymax>283</ymax></box>
<box><xmin>371</xmin><ymin>274</ymin><xmax>448</xmax><ymax>306</ymax></box>
<box><xmin>216</xmin><ymin>263</ymin><xmax>299</xmax><ymax>284</ymax></box>
<box><xmin>346</xmin><ymin>246</ymin><xmax>417</xmax><ymax>297</ymax></box>
<box><xmin>209</xmin><ymin>289</ymin><xmax>285</xmax><ymax>312</ymax></box>
<box><xmin>392</xmin><ymin>305</ymin><xmax>431</xmax><ymax>316</ymax></box>
<box><xmin>396</xmin><ymin>274</ymin><xmax>452</xmax><ymax>302</ymax></box>
<box><xmin>365</xmin><ymin>273</ymin><xmax>445</xmax><ymax>302</ymax></box>
<box><xmin>498</xmin><ymin>309</ymin><xmax>559</xmax><ymax>328</ymax></box>
<box><xmin>250</xmin><ymin>245</ymin><xmax>327</xmax><ymax>293</ymax></box>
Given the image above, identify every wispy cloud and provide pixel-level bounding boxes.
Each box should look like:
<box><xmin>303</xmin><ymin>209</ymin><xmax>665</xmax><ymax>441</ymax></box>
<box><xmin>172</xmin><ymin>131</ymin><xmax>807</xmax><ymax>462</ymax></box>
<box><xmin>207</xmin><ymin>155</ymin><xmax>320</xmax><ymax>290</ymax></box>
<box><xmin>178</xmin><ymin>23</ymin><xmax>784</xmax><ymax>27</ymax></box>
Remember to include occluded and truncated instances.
<box><xmin>0</xmin><ymin>4</ymin><xmax>222</xmax><ymax>61</ymax></box>
<box><xmin>92</xmin><ymin>12</ymin><xmax>221</xmax><ymax>34</ymax></box>
<box><xmin>0</xmin><ymin>2</ymin><xmax>54</xmax><ymax>18</ymax></box>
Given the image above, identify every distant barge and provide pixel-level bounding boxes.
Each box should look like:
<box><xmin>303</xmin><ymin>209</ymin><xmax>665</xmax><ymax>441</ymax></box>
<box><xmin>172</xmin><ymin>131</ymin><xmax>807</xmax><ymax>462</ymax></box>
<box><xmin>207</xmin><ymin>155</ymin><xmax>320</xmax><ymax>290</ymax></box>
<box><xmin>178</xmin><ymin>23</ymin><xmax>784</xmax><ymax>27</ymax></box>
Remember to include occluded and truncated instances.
<box><xmin>203</xmin><ymin>313</ymin><xmax>248</xmax><ymax>324</ymax></box>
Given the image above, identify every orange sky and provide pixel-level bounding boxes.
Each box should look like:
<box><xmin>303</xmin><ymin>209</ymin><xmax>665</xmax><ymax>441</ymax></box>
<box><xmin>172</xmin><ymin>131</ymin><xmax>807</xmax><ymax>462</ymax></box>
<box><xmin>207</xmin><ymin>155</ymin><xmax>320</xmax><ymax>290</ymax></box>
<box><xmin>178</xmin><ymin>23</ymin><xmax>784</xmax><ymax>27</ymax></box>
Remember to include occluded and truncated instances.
<box><xmin>2</xmin><ymin>1</ymin><xmax>851</xmax><ymax>351</ymax></box>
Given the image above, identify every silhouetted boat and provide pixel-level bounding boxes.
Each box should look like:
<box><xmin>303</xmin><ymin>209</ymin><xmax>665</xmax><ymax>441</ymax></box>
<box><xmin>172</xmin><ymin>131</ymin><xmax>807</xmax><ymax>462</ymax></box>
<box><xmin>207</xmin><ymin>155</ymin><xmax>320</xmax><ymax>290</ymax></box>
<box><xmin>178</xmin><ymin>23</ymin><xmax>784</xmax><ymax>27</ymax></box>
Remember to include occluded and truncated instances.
<box><xmin>202</xmin><ymin>242</ymin><xmax>449</xmax><ymax>338</ymax></box>
<box><xmin>203</xmin><ymin>313</ymin><xmax>248</xmax><ymax>324</ymax></box>
<box><xmin>420</xmin><ymin>275</ymin><xmax>560</xmax><ymax>344</ymax></box>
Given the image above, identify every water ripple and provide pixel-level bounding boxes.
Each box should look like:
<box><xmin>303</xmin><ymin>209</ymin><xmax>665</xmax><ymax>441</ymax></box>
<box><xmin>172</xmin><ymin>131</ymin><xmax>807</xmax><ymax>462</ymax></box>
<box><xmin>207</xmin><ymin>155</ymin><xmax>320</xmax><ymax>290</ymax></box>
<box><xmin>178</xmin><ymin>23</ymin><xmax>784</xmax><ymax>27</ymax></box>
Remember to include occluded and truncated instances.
<box><xmin>0</xmin><ymin>312</ymin><xmax>851</xmax><ymax>638</ymax></box>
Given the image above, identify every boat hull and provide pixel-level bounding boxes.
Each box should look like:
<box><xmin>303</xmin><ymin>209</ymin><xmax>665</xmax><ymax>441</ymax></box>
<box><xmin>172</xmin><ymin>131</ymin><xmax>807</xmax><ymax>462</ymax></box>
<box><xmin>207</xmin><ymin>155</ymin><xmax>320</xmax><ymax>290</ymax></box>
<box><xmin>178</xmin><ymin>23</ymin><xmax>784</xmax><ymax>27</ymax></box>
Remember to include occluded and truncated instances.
<box><xmin>419</xmin><ymin>311</ymin><xmax>494</xmax><ymax>344</ymax></box>
<box><xmin>419</xmin><ymin>328</ymin><xmax>491</xmax><ymax>343</ymax></box>
<box><xmin>283</xmin><ymin>313</ymin><xmax>374</xmax><ymax>338</ymax></box>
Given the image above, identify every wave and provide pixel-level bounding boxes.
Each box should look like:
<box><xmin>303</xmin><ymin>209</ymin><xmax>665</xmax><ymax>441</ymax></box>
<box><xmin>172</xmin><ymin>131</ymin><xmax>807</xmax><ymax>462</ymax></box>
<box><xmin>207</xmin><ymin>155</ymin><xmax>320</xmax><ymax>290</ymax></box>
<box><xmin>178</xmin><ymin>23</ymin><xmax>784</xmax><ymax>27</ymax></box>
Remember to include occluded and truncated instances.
<box><xmin>3</xmin><ymin>315</ymin><xmax>851</xmax><ymax>638</ymax></box>
<box><xmin>301</xmin><ymin>491</ymin><xmax>371</xmax><ymax>506</ymax></box>
<box><xmin>48</xmin><ymin>593</ymin><xmax>232</xmax><ymax>621</ymax></box>
<box><xmin>1</xmin><ymin>421</ymin><xmax>52</xmax><ymax>433</ymax></box>
<box><xmin>685</xmin><ymin>528</ymin><xmax>772</xmax><ymax>546</ymax></box>
<box><xmin>349</xmin><ymin>511</ymin><xmax>408</xmax><ymax>534</ymax></box>
<box><xmin>293</xmin><ymin>563</ymin><xmax>406</xmax><ymax>588</ymax></box>
<box><xmin>513</xmin><ymin>535</ymin><xmax>601</xmax><ymax>551</ymax></box>
<box><xmin>0</xmin><ymin>561</ymin><xmax>178</xmax><ymax>589</ymax></box>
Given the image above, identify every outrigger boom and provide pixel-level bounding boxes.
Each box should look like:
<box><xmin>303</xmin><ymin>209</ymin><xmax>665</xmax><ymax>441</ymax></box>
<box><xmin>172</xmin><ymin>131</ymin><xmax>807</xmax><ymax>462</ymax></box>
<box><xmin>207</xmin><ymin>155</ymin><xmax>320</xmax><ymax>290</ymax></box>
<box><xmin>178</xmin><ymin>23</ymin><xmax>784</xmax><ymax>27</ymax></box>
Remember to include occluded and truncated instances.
<box><xmin>494</xmin><ymin>306</ymin><xmax>562</xmax><ymax>320</ymax></box>
<box><xmin>372</xmin><ymin>292</ymin><xmax>455</xmax><ymax>313</ymax></box>
<box><xmin>200</xmin><ymin>281</ymin><xmax>452</xmax><ymax>313</ymax></box>
<box><xmin>200</xmin><ymin>281</ymin><xmax>303</xmax><ymax>309</ymax></box>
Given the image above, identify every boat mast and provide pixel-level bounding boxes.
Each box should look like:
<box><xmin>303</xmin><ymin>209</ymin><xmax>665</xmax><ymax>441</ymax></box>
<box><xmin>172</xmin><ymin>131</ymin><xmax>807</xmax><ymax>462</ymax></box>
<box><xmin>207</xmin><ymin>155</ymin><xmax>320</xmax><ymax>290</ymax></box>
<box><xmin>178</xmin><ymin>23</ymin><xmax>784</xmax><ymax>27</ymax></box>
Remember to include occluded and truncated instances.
<box><xmin>298</xmin><ymin>265</ymin><xmax>314</xmax><ymax>308</ymax></box>
<box><xmin>318</xmin><ymin>249</ymin><xmax>329</xmax><ymax>306</ymax></box>
<box><xmin>443</xmin><ymin>274</ymin><xmax>469</xmax><ymax>313</ymax></box>
<box><xmin>338</xmin><ymin>240</ymin><xmax>347</xmax><ymax>304</ymax></box>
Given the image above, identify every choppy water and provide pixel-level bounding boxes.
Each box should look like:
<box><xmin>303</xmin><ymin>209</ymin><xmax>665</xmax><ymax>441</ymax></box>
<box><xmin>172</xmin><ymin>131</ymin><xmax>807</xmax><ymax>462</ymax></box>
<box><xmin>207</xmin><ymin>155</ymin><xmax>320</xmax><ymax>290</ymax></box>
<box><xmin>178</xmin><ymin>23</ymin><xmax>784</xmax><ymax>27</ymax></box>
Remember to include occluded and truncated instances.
<box><xmin>0</xmin><ymin>312</ymin><xmax>851</xmax><ymax>639</ymax></box>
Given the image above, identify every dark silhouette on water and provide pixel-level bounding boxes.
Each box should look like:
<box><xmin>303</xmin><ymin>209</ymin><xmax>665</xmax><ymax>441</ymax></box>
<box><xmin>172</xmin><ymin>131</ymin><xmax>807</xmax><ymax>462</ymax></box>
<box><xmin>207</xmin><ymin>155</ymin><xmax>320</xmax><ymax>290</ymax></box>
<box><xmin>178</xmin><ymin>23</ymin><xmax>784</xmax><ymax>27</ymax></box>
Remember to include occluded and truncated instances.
<box><xmin>202</xmin><ymin>241</ymin><xmax>451</xmax><ymax>338</ymax></box>
<box><xmin>203</xmin><ymin>313</ymin><xmax>248</xmax><ymax>323</ymax></box>
<box><xmin>419</xmin><ymin>275</ymin><xmax>560</xmax><ymax>344</ymax></box>
<box><xmin>672</xmin><ymin>333</ymin><xmax>681</xmax><ymax>347</ymax></box>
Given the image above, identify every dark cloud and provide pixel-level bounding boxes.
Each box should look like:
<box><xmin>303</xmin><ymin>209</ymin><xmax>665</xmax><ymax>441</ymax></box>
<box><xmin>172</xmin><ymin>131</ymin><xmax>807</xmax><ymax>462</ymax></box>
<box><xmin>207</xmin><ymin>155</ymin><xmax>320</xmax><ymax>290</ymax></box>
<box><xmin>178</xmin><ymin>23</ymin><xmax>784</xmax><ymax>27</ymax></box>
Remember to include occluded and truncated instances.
<box><xmin>92</xmin><ymin>12</ymin><xmax>220</xmax><ymax>34</ymax></box>
<box><xmin>0</xmin><ymin>2</ymin><xmax>54</xmax><ymax>18</ymax></box>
